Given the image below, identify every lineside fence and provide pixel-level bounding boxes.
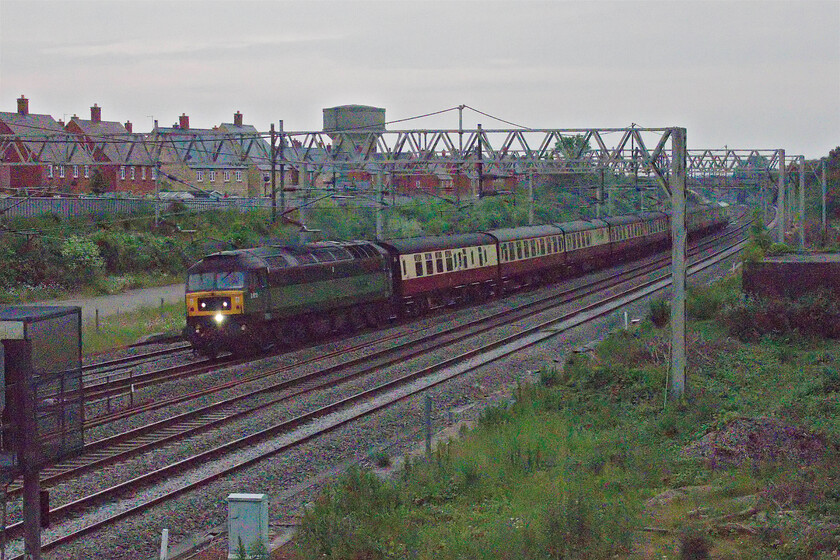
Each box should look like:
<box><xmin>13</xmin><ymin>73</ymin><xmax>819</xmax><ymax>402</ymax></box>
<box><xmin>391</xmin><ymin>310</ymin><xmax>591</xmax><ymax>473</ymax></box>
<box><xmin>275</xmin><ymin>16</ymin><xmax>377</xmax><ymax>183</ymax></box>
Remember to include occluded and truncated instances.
<box><xmin>0</xmin><ymin>196</ymin><xmax>273</xmax><ymax>219</ymax></box>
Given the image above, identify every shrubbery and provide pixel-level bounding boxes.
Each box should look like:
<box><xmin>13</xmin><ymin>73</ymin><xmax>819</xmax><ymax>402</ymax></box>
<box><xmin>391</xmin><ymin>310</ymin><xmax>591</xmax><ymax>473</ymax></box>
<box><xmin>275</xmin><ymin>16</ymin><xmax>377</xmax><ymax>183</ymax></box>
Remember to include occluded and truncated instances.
<box><xmin>723</xmin><ymin>291</ymin><xmax>840</xmax><ymax>342</ymax></box>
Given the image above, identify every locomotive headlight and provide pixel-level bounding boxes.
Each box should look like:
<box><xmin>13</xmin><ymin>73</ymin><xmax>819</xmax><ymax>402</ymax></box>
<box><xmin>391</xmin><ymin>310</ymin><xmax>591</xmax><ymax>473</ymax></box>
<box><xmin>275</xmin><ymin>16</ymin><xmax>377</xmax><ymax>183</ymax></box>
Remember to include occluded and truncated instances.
<box><xmin>223</xmin><ymin>301</ymin><xmax>228</xmax><ymax>308</ymax></box>
<box><xmin>214</xmin><ymin>312</ymin><xmax>225</xmax><ymax>324</ymax></box>
<box><xmin>201</xmin><ymin>302</ymin><xmax>206</xmax><ymax>309</ymax></box>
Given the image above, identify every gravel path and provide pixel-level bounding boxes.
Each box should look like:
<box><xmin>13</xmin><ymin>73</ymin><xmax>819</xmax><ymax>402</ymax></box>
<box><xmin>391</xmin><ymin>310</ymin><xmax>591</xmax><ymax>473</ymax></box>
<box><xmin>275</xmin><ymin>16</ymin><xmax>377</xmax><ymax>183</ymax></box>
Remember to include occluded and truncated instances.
<box><xmin>28</xmin><ymin>283</ymin><xmax>185</xmax><ymax>325</ymax></box>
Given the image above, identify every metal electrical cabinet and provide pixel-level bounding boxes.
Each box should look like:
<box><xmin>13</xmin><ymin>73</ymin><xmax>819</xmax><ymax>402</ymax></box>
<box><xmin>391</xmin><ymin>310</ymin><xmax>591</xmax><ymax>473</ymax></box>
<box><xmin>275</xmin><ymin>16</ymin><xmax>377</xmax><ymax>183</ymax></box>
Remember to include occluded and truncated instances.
<box><xmin>227</xmin><ymin>493</ymin><xmax>269</xmax><ymax>559</ymax></box>
<box><xmin>0</xmin><ymin>305</ymin><xmax>84</xmax><ymax>476</ymax></box>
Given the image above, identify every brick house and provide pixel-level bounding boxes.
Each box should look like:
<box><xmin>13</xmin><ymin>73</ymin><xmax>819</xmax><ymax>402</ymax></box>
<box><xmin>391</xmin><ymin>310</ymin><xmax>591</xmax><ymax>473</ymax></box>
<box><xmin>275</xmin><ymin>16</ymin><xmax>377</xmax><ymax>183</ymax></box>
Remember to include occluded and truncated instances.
<box><xmin>155</xmin><ymin>114</ymin><xmax>251</xmax><ymax>197</ymax></box>
<box><xmin>65</xmin><ymin>104</ymin><xmax>157</xmax><ymax>194</ymax></box>
<box><xmin>218</xmin><ymin>111</ymin><xmax>301</xmax><ymax>197</ymax></box>
<box><xmin>0</xmin><ymin>95</ymin><xmax>93</xmax><ymax>194</ymax></box>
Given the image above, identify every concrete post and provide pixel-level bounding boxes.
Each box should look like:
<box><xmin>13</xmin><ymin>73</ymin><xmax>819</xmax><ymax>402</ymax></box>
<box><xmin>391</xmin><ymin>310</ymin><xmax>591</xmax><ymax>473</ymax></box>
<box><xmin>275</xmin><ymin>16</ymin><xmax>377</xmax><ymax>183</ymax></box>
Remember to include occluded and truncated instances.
<box><xmin>669</xmin><ymin>128</ymin><xmax>687</xmax><ymax>401</ymax></box>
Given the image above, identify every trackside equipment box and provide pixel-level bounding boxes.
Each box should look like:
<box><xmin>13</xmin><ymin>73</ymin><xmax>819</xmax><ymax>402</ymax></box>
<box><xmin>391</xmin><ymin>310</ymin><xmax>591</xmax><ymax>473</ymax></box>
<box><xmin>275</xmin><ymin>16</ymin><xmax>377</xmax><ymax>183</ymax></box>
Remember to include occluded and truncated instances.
<box><xmin>0</xmin><ymin>306</ymin><xmax>84</xmax><ymax>477</ymax></box>
<box><xmin>228</xmin><ymin>493</ymin><xmax>269</xmax><ymax>559</ymax></box>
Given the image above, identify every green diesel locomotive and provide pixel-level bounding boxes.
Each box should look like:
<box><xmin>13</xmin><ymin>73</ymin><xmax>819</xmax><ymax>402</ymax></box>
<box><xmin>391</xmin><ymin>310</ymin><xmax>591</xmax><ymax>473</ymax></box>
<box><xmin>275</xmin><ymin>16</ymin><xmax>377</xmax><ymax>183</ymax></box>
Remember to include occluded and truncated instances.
<box><xmin>184</xmin><ymin>241</ymin><xmax>392</xmax><ymax>357</ymax></box>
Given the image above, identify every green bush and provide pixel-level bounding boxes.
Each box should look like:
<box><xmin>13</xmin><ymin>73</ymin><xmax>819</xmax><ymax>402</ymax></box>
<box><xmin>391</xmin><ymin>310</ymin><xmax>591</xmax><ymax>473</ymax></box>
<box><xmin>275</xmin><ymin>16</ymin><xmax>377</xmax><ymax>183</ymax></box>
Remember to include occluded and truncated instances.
<box><xmin>60</xmin><ymin>235</ymin><xmax>105</xmax><ymax>286</ymax></box>
<box><xmin>295</xmin><ymin>468</ymin><xmax>401</xmax><ymax>559</ymax></box>
<box><xmin>649</xmin><ymin>298</ymin><xmax>670</xmax><ymax>327</ymax></box>
<box><xmin>724</xmin><ymin>293</ymin><xmax>840</xmax><ymax>341</ymax></box>
<box><xmin>767</xmin><ymin>242</ymin><xmax>794</xmax><ymax>256</ymax></box>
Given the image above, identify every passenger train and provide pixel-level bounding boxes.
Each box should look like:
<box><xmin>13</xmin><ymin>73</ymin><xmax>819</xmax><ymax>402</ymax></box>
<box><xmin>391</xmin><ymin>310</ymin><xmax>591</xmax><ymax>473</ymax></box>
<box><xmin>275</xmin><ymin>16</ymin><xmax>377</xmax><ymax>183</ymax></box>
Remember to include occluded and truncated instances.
<box><xmin>184</xmin><ymin>203</ymin><xmax>730</xmax><ymax>357</ymax></box>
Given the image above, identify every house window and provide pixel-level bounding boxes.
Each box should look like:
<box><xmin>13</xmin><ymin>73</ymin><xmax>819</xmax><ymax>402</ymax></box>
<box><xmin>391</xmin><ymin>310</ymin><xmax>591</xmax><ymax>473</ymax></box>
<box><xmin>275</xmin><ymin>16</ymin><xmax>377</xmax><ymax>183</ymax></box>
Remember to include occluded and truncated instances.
<box><xmin>236</xmin><ymin>170</ymin><xmax>243</xmax><ymax>182</ymax></box>
<box><xmin>196</xmin><ymin>170</ymin><xmax>204</xmax><ymax>182</ymax></box>
<box><xmin>130</xmin><ymin>167</ymin><xmax>136</xmax><ymax>180</ymax></box>
<box><xmin>224</xmin><ymin>171</ymin><xmax>231</xmax><ymax>183</ymax></box>
<box><xmin>59</xmin><ymin>165</ymin><xmax>65</xmax><ymax>178</ymax></box>
<box><xmin>209</xmin><ymin>170</ymin><xmax>216</xmax><ymax>182</ymax></box>
<box><xmin>141</xmin><ymin>167</ymin><xmax>146</xmax><ymax>180</ymax></box>
<box><xmin>151</xmin><ymin>167</ymin><xmax>157</xmax><ymax>180</ymax></box>
<box><xmin>120</xmin><ymin>166</ymin><xmax>126</xmax><ymax>180</ymax></box>
<box><xmin>47</xmin><ymin>165</ymin><xmax>54</xmax><ymax>179</ymax></box>
<box><xmin>84</xmin><ymin>165</ymin><xmax>90</xmax><ymax>179</ymax></box>
<box><xmin>73</xmin><ymin>165</ymin><xmax>79</xmax><ymax>178</ymax></box>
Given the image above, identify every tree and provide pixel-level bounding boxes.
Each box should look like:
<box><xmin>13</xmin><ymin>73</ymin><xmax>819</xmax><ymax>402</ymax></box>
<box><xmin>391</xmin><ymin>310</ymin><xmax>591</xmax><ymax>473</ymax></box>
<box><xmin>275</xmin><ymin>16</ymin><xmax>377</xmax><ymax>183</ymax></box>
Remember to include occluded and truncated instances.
<box><xmin>555</xmin><ymin>134</ymin><xmax>591</xmax><ymax>160</ymax></box>
<box><xmin>88</xmin><ymin>168</ymin><xmax>108</xmax><ymax>194</ymax></box>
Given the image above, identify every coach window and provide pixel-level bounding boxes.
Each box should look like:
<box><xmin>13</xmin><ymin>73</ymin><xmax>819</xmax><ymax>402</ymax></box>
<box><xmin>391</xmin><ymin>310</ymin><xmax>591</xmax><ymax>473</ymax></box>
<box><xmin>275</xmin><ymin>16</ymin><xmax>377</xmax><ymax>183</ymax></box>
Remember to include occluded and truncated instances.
<box><xmin>424</xmin><ymin>253</ymin><xmax>433</xmax><ymax>275</ymax></box>
<box><xmin>435</xmin><ymin>252</ymin><xmax>444</xmax><ymax>273</ymax></box>
<box><xmin>445</xmin><ymin>250</ymin><xmax>453</xmax><ymax>272</ymax></box>
<box><xmin>414</xmin><ymin>255</ymin><xmax>423</xmax><ymax>277</ymax></box>
<box><xmin>501</xmin><ymin>244</ymin><xmax>508</xmax><ymax>262</ymax></box>
<box><xmin>515</xmin><ymin>242</ymin><xmax>522</xmax><ymax>260</ymax></box>
<box><xmin>478</xmin><ymin>248</ymin><xmax>485</xmax><ymax>266</ymax></box>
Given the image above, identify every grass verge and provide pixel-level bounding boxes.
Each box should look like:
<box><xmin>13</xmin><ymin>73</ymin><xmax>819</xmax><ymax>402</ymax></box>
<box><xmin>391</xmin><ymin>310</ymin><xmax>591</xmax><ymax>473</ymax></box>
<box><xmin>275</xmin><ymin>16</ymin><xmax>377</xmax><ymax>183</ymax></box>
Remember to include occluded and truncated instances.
<box><xmin>293</xmin><ymin>275</ymin><xmax>840</xmax><ymax>559</ymax></box>
<box><xmin>83</xmin><ymin>300</ymin><xmax>185</xmax><ymax>355</ymax></box>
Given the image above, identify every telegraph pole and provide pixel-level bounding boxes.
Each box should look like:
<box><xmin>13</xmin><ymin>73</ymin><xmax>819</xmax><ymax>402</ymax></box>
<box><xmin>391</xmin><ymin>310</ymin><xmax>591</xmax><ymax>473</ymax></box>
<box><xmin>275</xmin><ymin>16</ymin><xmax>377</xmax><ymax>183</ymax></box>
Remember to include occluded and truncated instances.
<box><xmin>270</xmin><ymin>123</ymin><xmax>277</xmax><ymax>223</ymax></box>
<box><xmin>476</xmin><ymin>123</ymin><xmax>483</xmax><ymax>197</ymax></box>
<box><xmin>799</xmin><ymin>156</ymin><xmax>805</xmax><ymax>250</ymax></box>
<box><xmin>777</xmin><ymin>150</ymin><xmax>785</xmax><ymax>243</ymax></box>
<box><xmin>528</xmin><ymin>173</ymin><xmax>534</xmax><ymax>225</ymax></box>
<box><xmin>279</xmin><ymin>120</ymin><xmax>286</xmax><ymax>215</ymax></box>
<box><xmin>822</xmin><ymin>158</ymin><xmax>828</xmax><ymax>239</ymax></box>
<box><xmin>669</xmin><ymin>127</ymin><xmax>687</xmax><ymax>401</ymax></box>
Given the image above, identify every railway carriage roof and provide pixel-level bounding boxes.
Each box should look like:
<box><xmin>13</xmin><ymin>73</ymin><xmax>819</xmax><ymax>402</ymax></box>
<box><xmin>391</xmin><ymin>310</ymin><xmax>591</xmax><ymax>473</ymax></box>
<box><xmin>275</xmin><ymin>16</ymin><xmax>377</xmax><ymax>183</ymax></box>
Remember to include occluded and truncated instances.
<box><xmin>553</xmin><ymin>219</ymin><xmax>609</xmax><ymax>233</ymax></box>
<box><xmin>486</xmin><ymin>224</ymin><xmax>564</xmax><ymax>242</ymax></box>
<box><xmin>378</xmin><ymin>233</ymin><xmax>496</xmax><ymax>254</ymax></box>
<box><xmin>600</xmin><ymin>214</ymin><xmax>645</xmax><ymax>226</ymax></box>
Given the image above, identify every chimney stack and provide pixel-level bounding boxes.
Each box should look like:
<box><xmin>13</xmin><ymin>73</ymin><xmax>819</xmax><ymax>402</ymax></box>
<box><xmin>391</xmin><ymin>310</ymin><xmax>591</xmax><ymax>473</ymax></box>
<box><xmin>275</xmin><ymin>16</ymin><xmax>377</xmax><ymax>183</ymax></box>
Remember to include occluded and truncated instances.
<box><xmin>124</xmin><ymin>121</ymin><xmax>133</xmax><ymax>133</ymax></box>
<box><xmin>91</xmin><ymin>103</ymin><xmax>101</xmax><ymax>123</ymax></box>
<box><xmin>17</xmin><ymin>95</ymin><xmax>29</xmax><ymax>116</ymax></box>
<box><xmin>58</xmin><ymin>119</ymin><xmax>65</xmax><ymax>127</ymax></box>
<box><xmin>234</xmin><ymin>111</ymin><xmax>243</xmax><ymax>126</ymax></box>
<box><xmin>179</xmin><ymin>113</ymin><xmax>189</xmax><ymax>130</ymax></box>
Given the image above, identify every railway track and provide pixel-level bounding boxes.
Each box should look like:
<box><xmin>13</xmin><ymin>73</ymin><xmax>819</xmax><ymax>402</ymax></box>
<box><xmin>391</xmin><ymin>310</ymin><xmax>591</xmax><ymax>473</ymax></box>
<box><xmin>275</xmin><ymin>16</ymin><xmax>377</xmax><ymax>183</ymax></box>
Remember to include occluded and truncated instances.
<box><xmin>2</xmin><ymin>219</ymin><xmax>749</xmax><ymax>558</ymax></box>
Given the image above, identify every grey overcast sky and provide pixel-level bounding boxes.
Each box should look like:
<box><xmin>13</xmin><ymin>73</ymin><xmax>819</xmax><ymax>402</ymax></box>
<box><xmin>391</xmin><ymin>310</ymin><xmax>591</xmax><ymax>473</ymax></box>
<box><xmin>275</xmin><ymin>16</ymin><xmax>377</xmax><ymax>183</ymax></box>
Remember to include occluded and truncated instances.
<box><xmin>1</xmin><ymin>0</ymin><xmax>838</xmax><ymax>158</ymax></box>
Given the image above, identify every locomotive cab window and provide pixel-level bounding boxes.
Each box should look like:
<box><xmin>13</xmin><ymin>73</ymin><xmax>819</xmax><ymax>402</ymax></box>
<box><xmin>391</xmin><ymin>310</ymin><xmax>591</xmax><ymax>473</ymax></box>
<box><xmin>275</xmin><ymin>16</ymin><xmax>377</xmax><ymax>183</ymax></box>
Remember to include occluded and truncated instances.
<box><xmin>187</xmin><ymin>271</ymin><xmax>245</xmax><ymax>292</ymax></box>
